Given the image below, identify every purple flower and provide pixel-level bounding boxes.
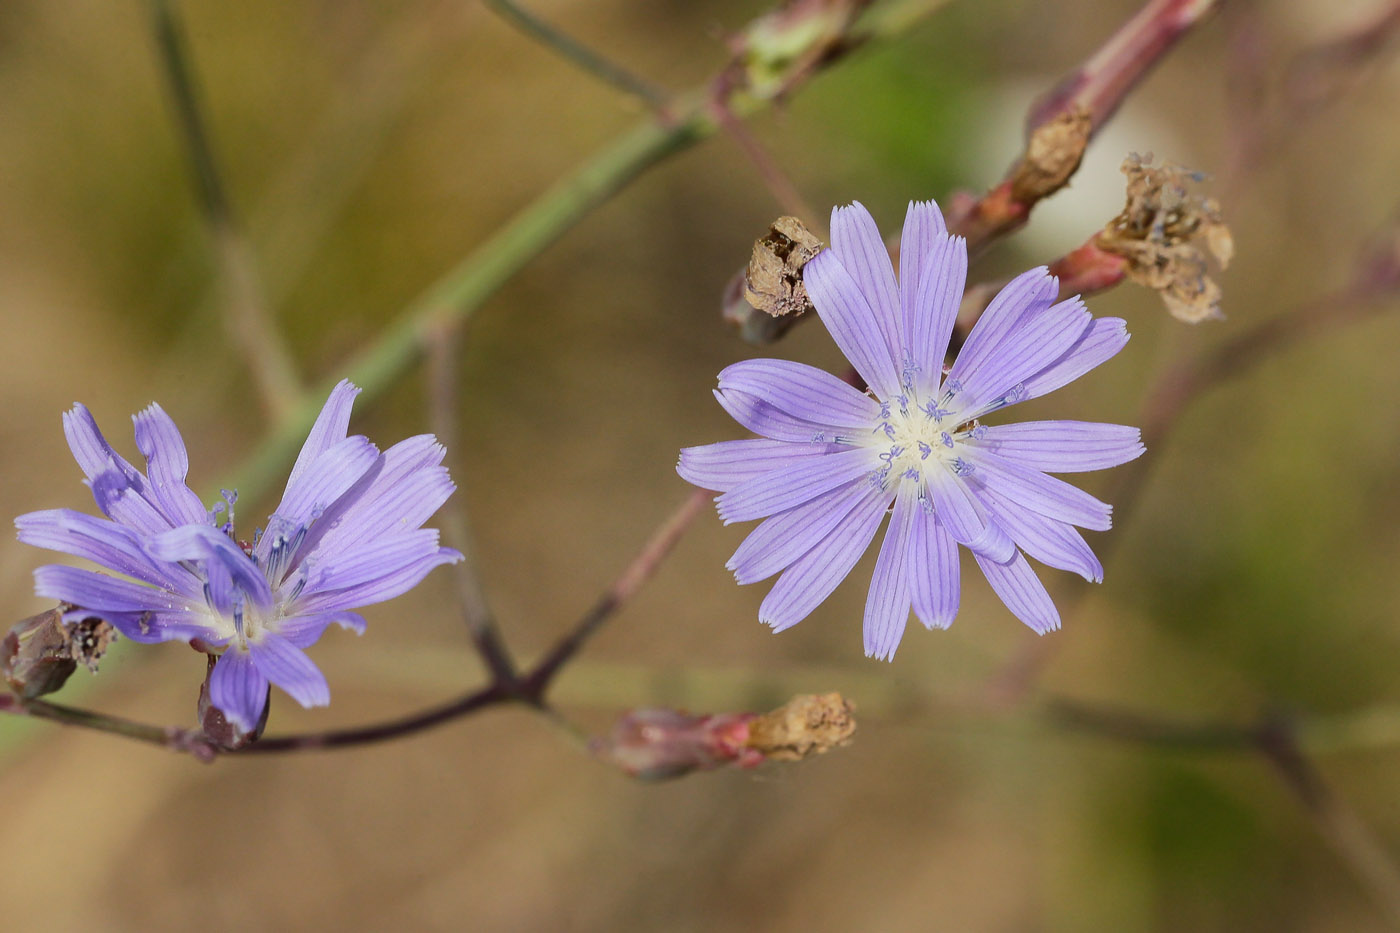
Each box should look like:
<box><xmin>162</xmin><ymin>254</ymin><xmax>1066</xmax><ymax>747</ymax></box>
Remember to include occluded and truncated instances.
<box><xmin>679</xmin><ymin>201</ymin><xmax>1143</xmax><ymax>659</ymax></box>
<box><xmin>16</xmin><ymin>380</ymin><xmax>462</xmax><ymax>730</ymax></box>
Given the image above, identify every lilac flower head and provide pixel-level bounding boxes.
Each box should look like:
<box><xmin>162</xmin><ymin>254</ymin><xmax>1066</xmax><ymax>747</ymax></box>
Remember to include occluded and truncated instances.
<box><xmin>16</xmin><ymin>380</ymin><xmax>463</xmax><ymax>731</ymax></box>
<box><xmin>678</xmin><ymin>201</ymin><xmax>1143</xmax><ymax>659</ymax></box>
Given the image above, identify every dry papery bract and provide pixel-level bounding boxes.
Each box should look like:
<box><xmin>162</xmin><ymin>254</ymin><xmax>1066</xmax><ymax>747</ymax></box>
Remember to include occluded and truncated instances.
<box><xmin>1096</xmin><ymin>153</ymin><xmax>1233</xmax><ymax>323</ymax></box>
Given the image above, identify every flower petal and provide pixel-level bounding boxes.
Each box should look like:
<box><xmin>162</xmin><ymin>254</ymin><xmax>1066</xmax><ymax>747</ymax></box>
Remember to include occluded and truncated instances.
<box><xmin>33</xmin><ymin>564</ymin><xmax>201</xmax><ymax>615</ymax></box>
<box><xmin>974</xmin><ymin>550</ymin><xmax>1061</xmax><ymax>634</ymax></box>
<box><xmin>728</xmin><ymin>480</ymin><xmax>884</xmax><ymax>584</ymax></box>
<box><xmin>718</xmin><ymin>359</ymin><xmax>881</xmax><ymax>428</ymax></box>
<box><xmin>947</xmin><ymin>267</ymin><xmax>1058</xmax><ymax>388</ymax></box>
<box><xmin>804</xmin><ymin>248</ymin><xmax>902</xmax><ymax>399</ymax></box>
<box><xmin>678</xmin><ymin>439</ymin><xmax>839</xmax><ymax>492</ymax></box>
<box><xmin>972</xmin><ymin>421</ymin><xmax>1144</xmax><ymax>472</ymax></box>
<box><xmin>132</xmin><ymin>404</ymin><xmax>209</xmax><ymax>526</ymax></box>
<box><xmin>960</xmin><ymin>449</ymin><xmax>1112</xmax><ymax>530</ymax></box>
<box><xmin>905</xmin><ymin>233</ymin><xmax>967</xmax><ymax>395</ymax></box>
<box><xmin>864</xmin><ymin>485</ymin><xmax>915</xmax><ymax>661</ymax></box>
<box><xmin>249</xmin><ymin>633</ymin><xmax>330</xmax><ymax>709</ymax></box>
<box><xmin>1020</xmin><ymin>316</ymin><xmax>1130</xmax><ymax>403</ymax></box>
<box><xmin>284</xmin><ymin>380</ymin><xmax>360</xmax><ymax>494</ymax></box>
<box><xmin>952</xmin><ymin>298</ymin><xmax>1091</xmax><ymax>419</ymax></box>
<box><xmin>977</xmin><ymin>482</ymin><xmax>1103</xmax><ymax>582</ymax></box>
<box><xmin>261</xmin><ymin>435</ymin><xmax>381</xmax><ymax>541</ymax></box>
<box><xmin>16</xmin><ymin>508</ymin><xmax>199</xmax><ymax>592</ymax></box>
<box><xmin>145</xmin><ymin>524</ymin><xmax>275</xmax><ymax>611</ymax></box>
<box><xmin>209</xmin><ymin>648</ymin><xmax>271</xmax><ymax>733</ymax></box>
<box><xmin>276</xmin><ymin>610</ymin><xmax>367</xmax><ymax>648</ymax></box>
<box><xmin>713</xmin><ymin>389</ymin><xmax>855</xmax><ymax>444</ymax></box>
<box><xmin>830</xmin><ymin>201</ymin><xmax>903</xmax><ymax>367</ymax></box>
<box><xmin>758</xmin><ymin>493</ymin><xmax>887</xmax><ymax>632</ymax></box>
<box><xmin>295</xmin><ymin>546</ymin><xmax>461</xmax><ymax>613</ymax></box>
<box><xmin>908</xmin><ymin>501</ymin><xmax>960</xmax><ymax>629</ymax></box>
<box><xmin>300</xmin><ymin>528</ymin><xmax>448</xmax><ymax>595</ymax></box>
<box><xmin>924</xmin><ymin>467</ymin><xmax>1016</xmax><ymax>560</ymax></box>
<box><xmin>716</xmin><ymin>446</ymin><xmax>880</xmax><ymax>524</ymax></box>
<box><xmin>63</xmin><ymin>406</ymin><xmax>170</xmax><ymax>534</ymax></box>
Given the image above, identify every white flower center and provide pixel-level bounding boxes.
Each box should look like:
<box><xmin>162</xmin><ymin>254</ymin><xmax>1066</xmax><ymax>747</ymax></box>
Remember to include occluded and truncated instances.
<box><xmin>861</xmin><ymin>382</ymin><xmax>981</xmax><ymax>492</ymax></box>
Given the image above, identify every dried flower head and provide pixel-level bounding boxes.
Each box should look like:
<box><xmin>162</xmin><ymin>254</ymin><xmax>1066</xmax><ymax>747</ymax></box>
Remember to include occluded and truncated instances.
<box><xmin>680</xmin><ymin>200</ymin><xmax>1143</xmax><ymax>658</ymax></box>
<box><xmin>15</xmin><ymin>381</ymin><xmax>462</xmax><ymax>732</ymax></box>
<box><xmin>1096</xmin><ymin>153</ymin><xmax>1232</xmax><ymax>323</ymax></box>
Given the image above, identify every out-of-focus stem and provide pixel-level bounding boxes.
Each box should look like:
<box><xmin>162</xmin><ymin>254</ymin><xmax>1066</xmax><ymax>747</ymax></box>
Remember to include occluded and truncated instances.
<box><xmin>0</xmin><ymin>693</ymin><xmax>216</xmax><ymax>760</ymax></box>
<box><xmin>146</xmin><ymin>0</ymin><xmax>302</xmax><ymax>421</ymax></box>
<box><xmin>523</xmin><ymin>489</ymin><xmax>712</xmax><ymax>699</ymax></box>
<box><xmin>483</xmin><ymin>0</ymin><xmax>669</xmax><ymax>111</ymax></box>
<box><xmin>425</xmin><ymin>328</ymin><xmax>519</xmax><ymax>685</ymax></box>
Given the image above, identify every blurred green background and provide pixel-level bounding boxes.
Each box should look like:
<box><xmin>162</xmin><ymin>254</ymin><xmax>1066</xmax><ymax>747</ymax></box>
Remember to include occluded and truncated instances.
<box><xmin>2</xmin><ymin>0</ymin><xmax>1399</xmax><ymax>929</ymax></box>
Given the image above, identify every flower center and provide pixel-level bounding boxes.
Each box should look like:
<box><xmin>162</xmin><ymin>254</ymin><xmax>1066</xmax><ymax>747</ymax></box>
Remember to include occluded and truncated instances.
<box><xmin>863</xmin><ymin>383</ymin><xmax>979</xmax><ymax>491</ymax></box>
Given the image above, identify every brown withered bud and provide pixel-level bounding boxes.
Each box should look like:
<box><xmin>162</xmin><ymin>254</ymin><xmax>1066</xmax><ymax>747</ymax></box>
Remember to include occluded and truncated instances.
<box><xmin>592</xmin><ymin>693</ymin><xmax>857</xmax><ymax>781</ymax></box>
<box><xmin>744</xmin><ymin>692</ymin><xmax>856</xmax><ymax>761</ymax></box>
<box><xmin>1010</xmin><ymin>107</ymin><xmax>1092</xmax><ymax>203</ymax></box>
<box><xmin>592</xmin><ymin>708</ymin><xmax>759</xmax><ymax>782</ymax></box>
<box><xmin>2</xmin><ymin>607</ymin><xmax>115</xmax><ymax>700</ymax></box>
<box><xmin>1095</xmin><ymin>153</ymin><xmax>1233</xmax><ymax>323</ymax></box>
<box><xmin>743</xmin><ymin>215</ymin><xmax>825</xmax><ymax>321</ymax></box>
<box><xmin>197</xmin><ymin>653</ymin><xmax>268</xmax><ymax>750</ymax></box>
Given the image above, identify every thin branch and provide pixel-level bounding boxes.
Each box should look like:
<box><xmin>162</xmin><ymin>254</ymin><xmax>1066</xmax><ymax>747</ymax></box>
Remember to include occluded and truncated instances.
<box><xmin>483</xmin><ymin>0</ymin><xmax>670</xmax><ymax>112</ymax></box>
<box><xmin>523</xmin><ymin>488</ymin><xmax>712</xmax><ymax>699</ymax></box>
<box><xmin>425</xmin><ymin>326</ymin><xmax>519</xmax><ymax>685</ymax></box>
<box><xmin>949</xmin><ymin>0</ymin><xmax>1224</xmax><ymax>252</ymax></box>
<box><xmin>236</xmin><ymin>682</ymin><xmax>510</xmax><ymax>753</ymax></box>
<box><xmin>1256</xmin><ymin>720</ymin><xmax>1400</xmax><ymax>927</ymax></box>
<box><xmin>146</xmin><ymin>0</ymin><xmax>302</xmax><ymax>420</ymax></box>
<box><xmin>0</xmin><ymin>693</ymin><xmax>216</xmax><ymax>760</ymax></box>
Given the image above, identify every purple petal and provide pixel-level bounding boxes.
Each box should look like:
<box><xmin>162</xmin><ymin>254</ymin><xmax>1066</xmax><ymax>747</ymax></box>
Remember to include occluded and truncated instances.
<box><xmin>947</xmin><ymin>267</ymin><xmax>1058</xmax><ymax>388</ymax></box>
<box><xmin>864</xmin><ymin>486</ymin><xmax>915</xmax><ymax>661</ymax></box>
<box><xmin>977</xmin><ymin>483</ymin><xmax>1103</xmax><ymax>582</ymax></box>
<box><xmin>295</xmin><ymin>547</ymin><xmax>461</xmax><ymax>613</ymax></box>
<box><xmin>715</xmin><ymin>446</ymin><xmax>879</xmax><ymax>524</ymax></box>
<box><xmin>1020</xmin><ymin>317</ymin><xmax>1130</xmax><ymax>402</ymax></box>
<box><xmin>678</xmin><ymin>439</ymin><xmax>839</xmax><ymax>492</ymax></box>
<box><xmin>830</xmin><ymin>201</ymin><xmax>903</xmax><ymax>367</ymax></box>
<box><xmin>713</xmin><ymin>389</ymin><xmax>854</xmax><ymax>444</ymax></box>
<box><xmin>974</xmin><ymin>550</ymin><xmax>1061</xmax><ymax>634</ymax></box>
<box><xmin>284</xmin><ymin>380</ymin><xmax>360</xmax><ymax>494</ymax></box>
<box><xmin>952</xmin><ymin>298</ymin><xmax>1091</xmax><ymax>419</ymax></box>
<box><xmin>312</xmin><ymin>460</ymin><xmax>455</xmax><ymax>556</ymax></box>
<box><xmin>260</xmin><ymin>435</ymin><xmax>381</xmax><ymax>543</ymax></box>
<box><xmin>63</xmin><ymin>406</ymin><xmax>170</xmax><ymax>535</ymax></box>
<box><xmin>960</xmin><ymin>449</ymin><xmax>1112</xmax><ymax>530</ymax></box>
<box><xmin>758</xmin><ymin>493</ymin><xmax>887</xmax><ymax>632</ymax></box>
<box><xmin>300</xmin><ymin>528</ymin><xmax>447</xmax><ymax>595</ymax></box>
<box><xmin>803</xmin><ymin>249</ymin><xmax>903</xmax><ymax>399</ymax></box>
<box><xmin>209</xmin><ymin>648</ymin><xmax>271</xmax><ymax>733</ymax></box>
<box><xmin>908</xmin><ymin>502</ymin><xmax>959</xmax><ymax>630</ymax></box>
<box><xmin>905</xmin><ymin>233</ymin><xmax>967</xmax><ymax>395</ymax></box>
<box><xmin>249</xmin><ymin>633</ymin><xmax>330</xmax><ymax>708</ymax></box>
<box><xmin>146</xmin><ymin>524</ymin><xmax>275</xmax><ymax>611</ymax></box>
<box><xmin>16</xmin><ymin>509</ymin><xmax>199</xmax><ymax>592</ymax></box>
<box><xmin>972</xmin><ymin>421</ymin><xmax>1144</xmax><ymax>472</ymax></box>
<box><xmin>132</xmin><ymin>404</ymin><xmax>208</xmax><ymax>526</ymax></box>
<box><xmin>34</xmin><ymin>564</ymin><xmax>202</xmax><ymax>615</ymax></box>
<box><xmin>925</xmin><ymin>467</ymin><xmax>988</xmax><ymax>547</ymax></box>
<box><xmin>728</xmin><ymin>480</ymin><xmax>886</xmax><ymax>584</ymax></box>
<box><xmin>87</xmin><ymin>609</ymin><xmax>227</xmax><ymax>645</ymax></box>
<box><xmin>276</xmin><ymin>610</ymin><xmax>367</xmax><ymax>648</ymax></box>
<box><xmin>718</xmin><ymin>359</ymin><xmax>880</xmax><ymax>428</ymax></box>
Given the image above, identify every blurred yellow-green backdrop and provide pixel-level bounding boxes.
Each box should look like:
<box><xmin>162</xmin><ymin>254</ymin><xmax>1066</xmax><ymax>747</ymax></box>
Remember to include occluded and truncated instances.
<box><xmin>2</xmin><ymin>0</ymin><xmax>1400</xmax><ymax>929</ymax></box>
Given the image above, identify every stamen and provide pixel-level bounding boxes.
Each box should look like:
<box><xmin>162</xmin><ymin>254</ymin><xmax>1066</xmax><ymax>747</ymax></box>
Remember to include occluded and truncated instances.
<box><xmin>953</xmin><ymin>458</ymin><xmax>975</xmax><ymax>477</ymax></box>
